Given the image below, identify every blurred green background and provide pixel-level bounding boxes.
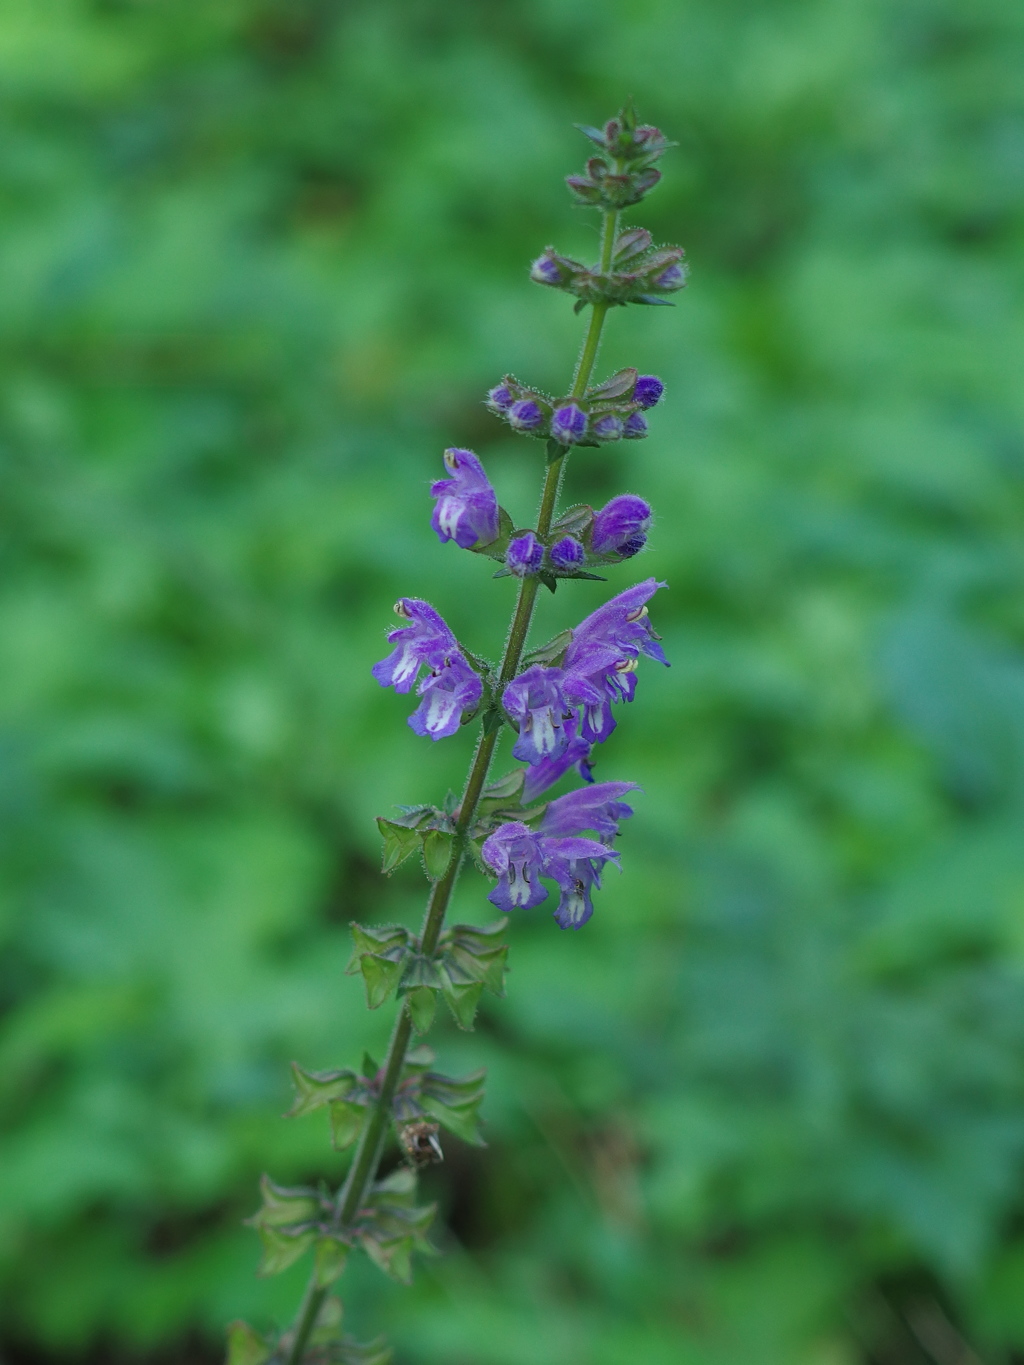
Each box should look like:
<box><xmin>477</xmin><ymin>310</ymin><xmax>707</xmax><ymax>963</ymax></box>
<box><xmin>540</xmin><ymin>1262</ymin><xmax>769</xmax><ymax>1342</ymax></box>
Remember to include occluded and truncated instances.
<box><xmin>2</xmin><ymin>0</ymin><xmax>1024</xmax><ymax>1361</ymax></box>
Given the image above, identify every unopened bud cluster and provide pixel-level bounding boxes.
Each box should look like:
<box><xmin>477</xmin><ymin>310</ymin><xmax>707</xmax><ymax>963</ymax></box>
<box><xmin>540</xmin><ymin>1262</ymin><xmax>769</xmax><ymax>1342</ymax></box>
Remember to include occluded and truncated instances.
<box><xmin>566</xmin><ymin>102</ymin><xmax>674</xmax><ymax>210</ymax></box>
<box><xmin>487</xmin><ymin>365</ymin><xmax>663</xmax><ymax>447</ymax></box>
<box><xmin>531</xmin><ymin>228</ymin><xmax>686</xmax><ymax>310</ymax></box>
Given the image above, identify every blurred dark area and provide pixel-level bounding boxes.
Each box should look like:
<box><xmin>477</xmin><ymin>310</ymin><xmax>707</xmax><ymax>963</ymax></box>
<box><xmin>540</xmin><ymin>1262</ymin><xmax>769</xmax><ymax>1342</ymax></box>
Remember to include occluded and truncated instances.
<box><xmin>2</xmin><ymin>0</ymin><xmax>1024</xmax><ymax>1361</ymax></box>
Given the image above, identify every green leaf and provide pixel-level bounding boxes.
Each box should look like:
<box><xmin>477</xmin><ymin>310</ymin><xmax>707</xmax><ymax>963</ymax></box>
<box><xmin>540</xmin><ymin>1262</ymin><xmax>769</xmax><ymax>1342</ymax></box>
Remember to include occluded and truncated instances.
<box><xmin>252</xmin><ymin>1173</ymin><xmax>320</xmax><ymax>1227</ymax></box>
<box><xmin>314</xmin><ymin>1233</ymin><xmax>350</xmax><ymax>1288</ymax></box>
<box><xmin>310</xmin><ymin>1293</ymin><xmax>345</xmax><ymax>1342</ymax></box>
<box><xmin>335</xmin><ymin>1337</ymin><xmax>393</xmax><ymax>1365</ymax></box>
<box><xmin>372</xmin><ymin>1165</ymin><xmax>417</xmax><ymax>1200</ymax></box>
<box><xmin>421</xmin><ymin>1095</ymin><xmax>486</xmax><ymax>1146</ymax></box>
<box><xmin>361</xmin><ymin>1234</ymin><xmax>414</xmax><ymax>1285</ymax></box>
<box><xmin>329</xmin><ymin>1098</ymin><xmax>368</xmax><ymax>1151</ymax></box>
<box><xmin>255</xmin><ymin>1223</ymin><xmax>316</xmax><ymax>1277</ymax></box>
<box><xmin>421</xmin><ymin>829</ymin><xmax>453</xmax><ymax>880</ymax></box>
<box><xmin>521</xmin><ymin>629</ymin><xmax>574</xmax><ymax>668</ymax></box>
<box><xmin>346</xmin><ymin>923</ymin><xmax>409</xmax><ymax>974</ymax></box>
<box><xmin>400</xmin><ymin>953</ymin><xmax>444</xmax><ymax>991</ymax></box>
<box><xmin>444</xmin><ymin>942</ymin><xmax>507</xmax><ymax>996</ymax></box>
<box><xmin>421</xmin><ymin>1068</ymin><xmax>487</xmax><ymax>1107</ymax></box>
<box><xmin>285</xmin><ymin>1062</ymin><xmax>356</xmax><ymax>1117</ymax></box>
<box><xmin>481</xmin><ymin>770</ymin><xmax>525</xmax><ymax>802</ymax></box>
<box><xmin>375</xmin><ymin>818</ymin><xmax>422</xmax><ymax>874</ymax></box>
<box><xmin>587</xmin><ymin>366</ymin><xmax>637</xmax><ymax>399</ymax></box>
<box><xmin>225</xmin><ymin>1321</ymin><xmax>274</xmax><ymax>1365</ymax></box>
<box><xmin>547</xmin><ymin>437</ymin><xmax>568</xmax><ymax>461</ymax></box>
<box><xmin>402</xmin><ymin>1044</ymin><xmax>436</xmax><ymax>1073</ymax></box>
<box><xmin>406</xmin><ymin>986</ymin><xmax>436</xmax><ymax>1035</ymax></box>
<box><xmin>442</xmin><ymin>981</ymin><xmax>484</xmax><ymax>1030</ymax></box>
<box><xmin>358</xmin><ymin>952</ymin><xmax>405</xmax><ymax>1009</ymax></box>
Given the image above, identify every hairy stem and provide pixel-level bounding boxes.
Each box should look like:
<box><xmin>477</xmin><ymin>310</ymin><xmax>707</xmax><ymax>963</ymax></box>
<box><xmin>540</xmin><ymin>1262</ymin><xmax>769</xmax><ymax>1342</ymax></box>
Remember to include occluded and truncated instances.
<box><xmin>282</xmin><ymin>205</ymin><xmax>618</xmax><ymax>1365</ymax></box>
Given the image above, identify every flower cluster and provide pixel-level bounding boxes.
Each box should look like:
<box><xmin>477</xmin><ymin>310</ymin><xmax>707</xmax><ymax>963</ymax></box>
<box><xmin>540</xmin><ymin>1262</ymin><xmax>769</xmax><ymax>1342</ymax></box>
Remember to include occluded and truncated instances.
<box><xmin>531</xmin><ymin>227</ymin><xmax>687</xmax><ymax>309</ymax></box>
<box><xmin>503</xmin><ymin>578</ymin><xmax>668</xmax><ymax>797</ymax></box>
<box><xmin>566</xmin><ymin>100</ymin><xmax>674</xmax><ymax>210</ymax></box>
<box><xmin>481</xmin><ymin>782</ymin><xmax>637</xmax><ymax>928</ymax></box>
<box><xmin>371</xmin><ymin>600</ymin><xmax>482</xmax><ymax>740</ymax></box>
<box><xmin>487</xmin><ymin>363</ymin><xmax>664</xmax><ymax>446</ymax></box>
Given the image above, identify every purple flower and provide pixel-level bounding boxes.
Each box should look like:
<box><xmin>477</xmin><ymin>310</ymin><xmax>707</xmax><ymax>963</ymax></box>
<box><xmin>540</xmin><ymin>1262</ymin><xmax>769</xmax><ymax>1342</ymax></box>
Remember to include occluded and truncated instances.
<box><xmin>633</xmin><ymin>375</ymin><xmax>664</xmax><ymax>409</ymax></box>
<box><xmin>409</xmin><ymin>653</ymin><xmax>482</xmax><ymax>741</ymax></box>
<box><xmin>480</xmin><ymin>823</ymin><xmax>548</xmax><ymax>911</ymax></box>
<box><xmin>624</xmin><ymin>412</ymin><xmax>648</xmax><ymax>439</ymax></box>
<box><xmin>372</xmin><ymin>599</ymin><xmax>456</xmax><ymax>693</ymax></box>
<box><xmin>521</xmin><ymin>727</ymin><xmax>594</xmax><ymax>803</ymax></box>
<box><xmin>550</xmin><ymin>536</ymin><xmax>585</xmax><ymax>572</ymax></box>
<box><xmin>430</xmin><ymin>447</ymin><xmax>500</xmax><ymax>550</ymax></box>
<box><xmin>561</xmin><ymin>579</ymin><xmax>669</xmax><ymax>743</ymax></box>
<box><xmin>481</xmin><ymin>821</ymin><xmax>619</xmax><ymax>929</ymax></box>
<box><xmin>591</xmin><ymin>494</ymin><xmax>652</xmax><ymax>557</ymax></box>
<box><xmin>530</xmin><ymin>254</ymin><xmax>562</xmax><ymax>285</ymax></box>
<box><xmin>372</xmin><ymin>599</ymin><xmax>481</xmax><ymax>740</ymax></box>
<box><xmin>508</xmin><ymin>399</ymin><xmax>544</xmax><ymax>432</ymax></box>
<box><xmin>592</xmin><ymin>414</ymin><xmax>624</xmax><ymax>442</ymax></box>
<box><xmin>544</xmin><ymin>839</ymin><xmax>619</xmax><ymax>929</ymax></box>
<box><xmin>503</xmin><ymin>664</ymin><xmax>572</xmax><ymax>765</ymax></box>
<box><xmin>551</xmin><ymin>403</ymin><xmax>587</xmax><ymax>445</ymax></box>
<box><xmin>541</xmin><ymin>781</ymin><xmax>639</xmax><ymax>842</ymax></box>
<box><xmin>487</xmin><ymin>384</ymin><xmax>513</xmax><ymax>413</ymax></box>
<box><xmin>506</xmin><ymin>531</ymin><xmax>544</xmax><ymax>577</ymax></box>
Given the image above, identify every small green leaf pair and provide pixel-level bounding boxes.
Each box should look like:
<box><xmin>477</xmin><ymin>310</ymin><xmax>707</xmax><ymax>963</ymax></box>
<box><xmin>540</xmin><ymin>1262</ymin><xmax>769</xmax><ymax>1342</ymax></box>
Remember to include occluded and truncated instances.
<box><xmin>227</xmin><ymin>1294</ymin><xmax>390</xmax><ymax>1365</ymax></box>
<box><xmin>345</xmin><ymin>919</ymin><xmax>507</xmax><ymax>1032</ymax></box>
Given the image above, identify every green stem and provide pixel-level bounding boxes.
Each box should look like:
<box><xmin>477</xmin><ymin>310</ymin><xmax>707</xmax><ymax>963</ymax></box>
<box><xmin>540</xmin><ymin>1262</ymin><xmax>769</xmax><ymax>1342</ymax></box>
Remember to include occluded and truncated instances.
<box><xmin>281</xmin><ymin>205</ymin><xmax>618</xmax><ymax>1365</ymax></box>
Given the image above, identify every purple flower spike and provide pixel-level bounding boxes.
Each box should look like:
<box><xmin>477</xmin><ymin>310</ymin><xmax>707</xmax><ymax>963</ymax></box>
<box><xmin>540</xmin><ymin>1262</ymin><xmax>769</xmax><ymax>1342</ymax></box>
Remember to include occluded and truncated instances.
<box><xmin>551</xmin><ymin>403</ymin><xmax>587</xmax><ymax>445</ymax></box>
<box><xmin>633</xmin><ymin>375</ymin><xmax>664</xmax><ymax>409</ymax></box>
<box><xmin>486</xmin><ymin>384</ymin><xmax>513</xmax><ymax>413</ymax></box>
<box><xmin>503</xmin><ymin>664</ymin><xmax>572</xmax><ymax>765</ymax></box>
<box><xmin>591</xmin><ymin>494</ymin><xmax>652</xmax><ymax>557</ymax></box>
<box><xmin>544</xmin><ymin>837</ymin><xmax>620</xmax><ymax>929</ymax></box>
<box><xmin>430</xmin><ymin>447</ymin><xmax>500</xmax><ymax>550</ymax></box>
<box><xmin>508</xmin><ymin>399</ymin><xmax>544</xmax><ymax>432</ymax></box>
<box><xmin>550</xmin><ymin>536</ymin><xmax>585</xmax><ymax>572</ymax></box>
<box><xmin>541</xmin><ymin>782</ymin><xmax>639</xmax><ymax>841</ymax></box>
<box><xmin>624</xmin><ymin>412</ymin><xmax>648</xmax><ymax>439</ymax></box>
<box><xmin>592</xmin><ymin>414</ymin><xmax>624</xmax><ymax>442</ymax></box>
<box><xmin>372</xmin><ymin>599</ymin><xmax>457</xmax><ymax>693</ymax></box>
<box><xmin>506</xmin><ymin>531</ymin><xmax>544</xmax><ymax>577</ymax></box>
<box><xmin>372</xmin><ymin>598</ymin><xmax>481</xmax><ymax>740</ymax></box>
<box><xmin>481</xmin><ymin>822</ymin><xmax>549</xmax><ymax>911</ymax></box>
<box><xmin>409</xmin><ymin>653</ymin><xmax>482</xmax><ymax>741</ymax></box>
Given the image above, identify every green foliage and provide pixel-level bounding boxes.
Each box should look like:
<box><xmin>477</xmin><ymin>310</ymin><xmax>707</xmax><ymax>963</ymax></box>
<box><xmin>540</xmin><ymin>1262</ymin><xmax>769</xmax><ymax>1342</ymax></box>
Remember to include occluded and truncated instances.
<box><xmin>2</xmin><ymin>0</ymin><xmax>1024</xmax><ymax>1361</ymax></box>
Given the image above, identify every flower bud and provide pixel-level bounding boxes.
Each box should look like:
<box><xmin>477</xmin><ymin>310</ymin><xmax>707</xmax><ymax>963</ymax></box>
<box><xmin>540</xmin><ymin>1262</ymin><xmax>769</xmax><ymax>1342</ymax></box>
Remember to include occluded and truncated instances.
<box><xmin>550</xmin><ymin>536</ymin><xmax>585</xmax><ymax>572</ymax></box>
<box><xmin>506</xmin><ymin>532</ymin><xmax>544</xmax><ymax>576</ymax></box>
<box><xmin>508</xmin><ymin>399</ymin><xmax>544</xmax><ymax>432</ymax></box>
<box><xmin>591</xmin><ymin>495</ymin><xmax>652</xmax><ymax>557</ymax></box>
<box><xmin>591</xmin><ymin>414</ymin><xmax>624</xmax><ymax>442</ymax></box>
<box><xmin>654</xmin><ymin>264</ymin><xmax>685</xmax><ymax>290</ymax></box>
<box><xmin>530</xmin><ymin>253</ymin><xmax>563</xmax><ymax>285</ymax></box>
<box><xmin>624</xmin><ymin>413</ymin><xmax>648</xmax><ymax>439</ymax></box>
<box><xmin>633</xmin><ymin>375</ymin><xmax>664</xmax><ymax>409</ymax></box>
<box><xmin>550</xmin><ymin>403</ymin><xmax>587</xmax><ymax>445</ymax></box>
<box><xmin>486</xmin><ymin>384</ymin><xmax>513</xmax><ymax>413</ymax></box>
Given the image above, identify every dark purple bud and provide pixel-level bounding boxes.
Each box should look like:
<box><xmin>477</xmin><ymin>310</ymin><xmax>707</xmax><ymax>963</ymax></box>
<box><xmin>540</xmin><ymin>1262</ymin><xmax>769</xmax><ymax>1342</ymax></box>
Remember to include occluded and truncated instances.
<box><xmin>591</xmin><ymin>414</ymin><xmax>624</xmax><ymax>442</ymax></box>
<box><xmin>624</xmin><ymin>412</ymin><xmax>648</xmax><ymax>439</ymax></box>
<box><xmin>654</xmin><ymin>263</ymin><xmax>685</xmax><ymax>289</ymax></box>
<box><xmin>591</xmin><ymin>495</ymin><xmax>652</xmax><ymax>557</ymax></box>
<box><xmin>550</xmin><ymin>536</ymin><xmax>586</xmax><ymax>572</ymax></box>
<box><xmin>506</xmin><ymin>532</ymin><xmax>544</xmax><ymax>577</ymax></box>
<box><xmin>486</xmin><ymin>384</ymin><xmax>513</xmax><ymax>413</ymax></box>
<box><xmin>550</xmin><ymin>403</ymin><xmax>587</xmax><ymax>445</ymax></box>
<box><xmin>633</xmin><ymin>375</ymin><xmax>664</xmax><ymax>409</ymax></box>
<box><xmin>530</xmin><ymin>254</ymin><xmax>562</xmax><ymax>285</ymax></box>
<box><xmin>586</xmin><ymin>157</ymin><xmax>609</xmax><ymax>180</ymax></box>
<box><xmin>508</xmin><ymin>399</ymin><xmax>544</xmax><ymax>432</ymax></box>
<box><xmin>604</xmin><ymin>117</ymin><xmax>622</xmax><ymax>145</ymax></box>
<box><xmin>566</xmin><ymin>176</ymin><xmax>603</xmax><ymax>204</ymax></box>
